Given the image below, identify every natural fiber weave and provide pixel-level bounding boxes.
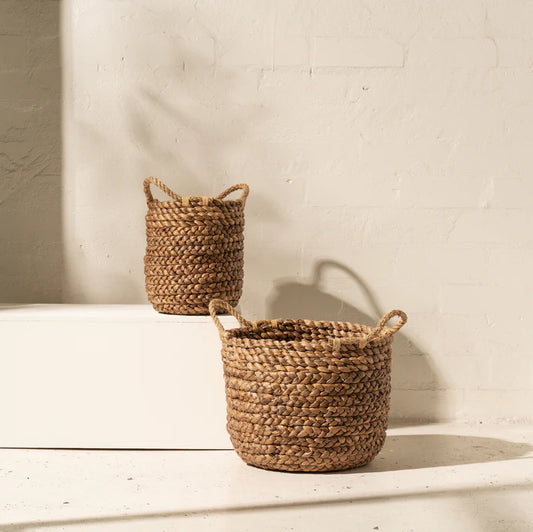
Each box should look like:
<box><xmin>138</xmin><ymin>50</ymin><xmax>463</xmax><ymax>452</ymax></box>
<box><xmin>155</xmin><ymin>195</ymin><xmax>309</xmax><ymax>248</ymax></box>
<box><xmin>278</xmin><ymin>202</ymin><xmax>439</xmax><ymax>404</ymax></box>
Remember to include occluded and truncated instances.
<box><xmin>144</xmin><ymin>177</ymin><xmax>249</xmax><ymax>315</ymax></box>
<box><xmin>209</xmin><ymin>299</ymin><xmax>407</xmax><ymax>472</ymax></box>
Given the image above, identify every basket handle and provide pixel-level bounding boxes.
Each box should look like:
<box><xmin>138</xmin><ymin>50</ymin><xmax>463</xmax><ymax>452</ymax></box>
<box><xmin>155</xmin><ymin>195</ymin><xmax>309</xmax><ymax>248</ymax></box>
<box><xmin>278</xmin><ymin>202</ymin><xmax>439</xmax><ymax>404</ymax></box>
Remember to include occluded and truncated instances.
<box><xmin>333</xmin><ymin>309</ymin><xmax>407</xmax><ymax>350</ymax></box>
<box><xmin>143</xmin><ymin>177</ymin><xmax>182</xmax><ymax>203</ymax></box>
<box><xmin>216</xmin><ymin>184</ymin><xmax>249</xmax><ymax>205</ymax></box>
<box><xmin>209</xmin><ymin>299</ymin><xmax>253</xmax><ymax>337</ymax></box>
<box><xmin>144</xmin><ymin>178</ymin><xmax>249</xmax><ymax>206</ymax></box>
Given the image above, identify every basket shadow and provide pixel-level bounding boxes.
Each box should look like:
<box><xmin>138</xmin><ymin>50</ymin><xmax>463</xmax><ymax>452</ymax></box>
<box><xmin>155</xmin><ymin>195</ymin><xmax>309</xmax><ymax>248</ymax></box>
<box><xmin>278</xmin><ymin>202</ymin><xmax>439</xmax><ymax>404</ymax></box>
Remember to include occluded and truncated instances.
<box><xmin>265</xmin><ymin>259</ymin><xmax>445</xmax><ymax>423</ymax></box>
<box><xmin>355</xmin><ymin>433</ymin><xmax>533</xmax><ymax>473</ymax></box>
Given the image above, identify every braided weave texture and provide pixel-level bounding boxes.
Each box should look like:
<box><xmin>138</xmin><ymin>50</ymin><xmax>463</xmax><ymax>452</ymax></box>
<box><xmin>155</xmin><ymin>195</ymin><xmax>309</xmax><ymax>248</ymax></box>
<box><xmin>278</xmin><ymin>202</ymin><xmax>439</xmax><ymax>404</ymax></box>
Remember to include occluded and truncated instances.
<box><xmin>210</xmin><ymin>300</ymin><xmax>407</xmax><ymax>472</ymax></box>
<box><xmin>144</xmin><ymin>177</ymin><xmax>249</xmax><ymax>315</ymax></box>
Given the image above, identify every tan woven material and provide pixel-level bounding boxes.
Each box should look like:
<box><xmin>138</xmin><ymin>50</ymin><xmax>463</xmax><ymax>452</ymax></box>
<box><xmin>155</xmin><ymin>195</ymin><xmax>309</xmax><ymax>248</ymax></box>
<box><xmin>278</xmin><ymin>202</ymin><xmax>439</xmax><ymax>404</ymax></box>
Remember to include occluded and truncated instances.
<box><xmin>209</xmin><ymin>299</ymin><xmax>407</xmax><ymax>472</ymax></box>
<box><xmin>144</xmin><ymin>177</ymin><xmax>249</xmax><ymax>315</ymax></box>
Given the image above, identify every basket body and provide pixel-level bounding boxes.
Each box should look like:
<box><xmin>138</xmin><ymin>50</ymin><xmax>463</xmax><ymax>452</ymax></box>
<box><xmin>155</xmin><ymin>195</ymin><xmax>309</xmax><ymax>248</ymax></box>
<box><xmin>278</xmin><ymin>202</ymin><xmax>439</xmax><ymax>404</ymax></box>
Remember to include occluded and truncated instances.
<box><xmin>144</xmin><ymin>179</ymin><xmax>247</xmax><ymax>315</ymax></box>
<box><xmin>220</xmin><ymin>319</ymin><xmax>395</xmax><ymax>472</ymax></box>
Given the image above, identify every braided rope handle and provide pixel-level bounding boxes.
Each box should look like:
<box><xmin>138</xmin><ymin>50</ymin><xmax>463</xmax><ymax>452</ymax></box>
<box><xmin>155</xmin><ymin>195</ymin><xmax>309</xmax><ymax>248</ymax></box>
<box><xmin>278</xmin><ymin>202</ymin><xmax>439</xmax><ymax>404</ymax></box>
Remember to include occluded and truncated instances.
<box><xmin>332</xmin><ymin>310</ymin><xmax>407</xmax><ymax>350</ymax></box>
<box><xmin>209</xmin><ymin>299</ymin><xmax>252</xmax><ymax>337</ymax></box>
<box><xmin>216</xmin><ymin>183</ymin><xmax>249</xmax><ymax>204</ymax></box>
<box><xmin>144</xmin><ymin>177</ymin><xmax>181</xmax><ymax>203</ymax></box>
<box><xmin>209</xmin><ymin>298</ymin><xmax>279</xmax><ymax>338</ymax></box>
<box><xmin>144</xmin><ymin>177</ymin><xmax>249</xmax><ymax>206</ymax></box>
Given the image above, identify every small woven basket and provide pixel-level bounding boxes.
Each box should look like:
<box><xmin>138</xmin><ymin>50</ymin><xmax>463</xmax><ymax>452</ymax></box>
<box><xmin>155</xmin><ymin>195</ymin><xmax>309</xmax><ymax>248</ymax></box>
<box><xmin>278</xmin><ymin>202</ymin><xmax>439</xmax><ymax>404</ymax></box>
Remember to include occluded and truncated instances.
<box><xmin>209</xmin><ymin>299</ymin><xmax>407</xmax><ymax>472</ymax></box>
<box><xmin>144</xmin><ymin>177</ymin><xmax>249</xmax><ymax>315</ymax></box>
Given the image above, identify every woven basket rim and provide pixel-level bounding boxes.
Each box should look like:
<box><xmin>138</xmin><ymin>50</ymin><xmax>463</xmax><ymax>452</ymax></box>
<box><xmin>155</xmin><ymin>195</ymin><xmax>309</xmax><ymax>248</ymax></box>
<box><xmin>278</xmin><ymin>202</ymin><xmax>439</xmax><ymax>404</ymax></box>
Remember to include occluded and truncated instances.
<box><xmin>221</xmin><ymin>318</ymin><xmax>395</xmax><ymax>351</ymax></box>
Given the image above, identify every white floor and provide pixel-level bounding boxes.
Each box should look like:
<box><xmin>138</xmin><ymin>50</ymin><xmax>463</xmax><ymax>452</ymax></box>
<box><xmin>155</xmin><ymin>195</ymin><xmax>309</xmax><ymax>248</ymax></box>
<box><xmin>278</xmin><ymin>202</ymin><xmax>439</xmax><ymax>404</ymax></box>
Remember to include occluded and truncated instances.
<box><xmin>1</xmin><ymin>423</ymin><xmax>532</xmax><ymax>532</ymax></box>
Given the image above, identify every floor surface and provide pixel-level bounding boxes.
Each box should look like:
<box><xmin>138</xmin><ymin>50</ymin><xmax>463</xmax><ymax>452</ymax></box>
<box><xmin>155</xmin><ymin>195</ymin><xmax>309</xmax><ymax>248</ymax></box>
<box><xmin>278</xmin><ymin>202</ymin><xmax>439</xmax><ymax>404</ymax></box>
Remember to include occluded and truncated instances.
<box><xmin>1</xmin><ymin>423</ymin><xmax>532</xmax><ymax>532</ymax></box>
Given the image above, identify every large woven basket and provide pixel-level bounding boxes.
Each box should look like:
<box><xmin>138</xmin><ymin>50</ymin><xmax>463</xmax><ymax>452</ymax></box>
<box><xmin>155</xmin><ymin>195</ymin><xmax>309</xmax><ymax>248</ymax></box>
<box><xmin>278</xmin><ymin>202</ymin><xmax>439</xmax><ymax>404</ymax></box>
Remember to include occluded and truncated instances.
<box><xmin>209</xmin><ymin>299</ymin><xmax>407</xmax><ymax>472</ymax></box>
<box><xmin>144</xmin><ymin>177</ymin><xmax>249</xmax><ymax>315</ymax></box>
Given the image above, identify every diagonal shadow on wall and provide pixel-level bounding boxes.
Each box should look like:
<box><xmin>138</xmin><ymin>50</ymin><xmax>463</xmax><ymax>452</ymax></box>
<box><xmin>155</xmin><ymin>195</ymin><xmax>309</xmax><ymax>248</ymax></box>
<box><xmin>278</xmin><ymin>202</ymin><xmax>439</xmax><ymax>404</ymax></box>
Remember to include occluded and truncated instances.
<box><xmin>60</xmin><ymin>2</ymin><xmax>268</xmax><ymax>303</ymax></box>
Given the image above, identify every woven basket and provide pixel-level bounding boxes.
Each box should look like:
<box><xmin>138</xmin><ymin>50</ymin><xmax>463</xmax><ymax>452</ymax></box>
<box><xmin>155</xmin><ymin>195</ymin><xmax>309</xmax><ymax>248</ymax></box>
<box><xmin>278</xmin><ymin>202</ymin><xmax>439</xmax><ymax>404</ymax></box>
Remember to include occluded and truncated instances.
<box><xmin>209</xmin><ymin>299</ymin><xmax>407</xmax><ymax>472</ymax></box>
<box><xmin>143</xmin><ymin>177</ymin><xmax>249</xmax><ymax>315</ymax></box>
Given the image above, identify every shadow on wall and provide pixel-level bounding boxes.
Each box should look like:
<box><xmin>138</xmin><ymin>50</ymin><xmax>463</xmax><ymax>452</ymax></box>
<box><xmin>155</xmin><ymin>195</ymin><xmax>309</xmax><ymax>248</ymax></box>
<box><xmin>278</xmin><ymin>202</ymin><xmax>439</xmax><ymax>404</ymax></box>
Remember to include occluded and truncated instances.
<box><xmin>0</xmin><ymin>2</ymin><xmax>63</xmax><ymax>302</ymax></box>
<box><xmin>267</xmin><ymin>259</ymin><xmax>444</xmax><ymax>422</ymax></box>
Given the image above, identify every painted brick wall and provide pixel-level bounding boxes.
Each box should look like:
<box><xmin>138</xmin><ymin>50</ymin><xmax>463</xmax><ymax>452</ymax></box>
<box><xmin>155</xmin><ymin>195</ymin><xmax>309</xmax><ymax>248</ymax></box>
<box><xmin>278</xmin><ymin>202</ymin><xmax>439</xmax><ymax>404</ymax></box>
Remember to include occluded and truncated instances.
<box><xmin>8</xmin><ymin>0</ymin><xmax>533</xmax><ymax>422</ymax></box>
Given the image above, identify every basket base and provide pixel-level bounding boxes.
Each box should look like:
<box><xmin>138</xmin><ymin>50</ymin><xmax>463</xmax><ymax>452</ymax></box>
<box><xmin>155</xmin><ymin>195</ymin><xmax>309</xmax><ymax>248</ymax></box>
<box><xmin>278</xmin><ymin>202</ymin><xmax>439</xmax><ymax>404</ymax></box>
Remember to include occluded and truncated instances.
<box><xmin>151</xmin><ymin>304</ymin><xmax>210</xmax><ymax>315</ymax></box>
<box><xmin>236</xmin><ymin>448</ymin><xmax>382</xmax><ymax>473</ymax></box>
<box><xmin>231</xmin><ymin>432</ymin><xmax>387</xmax><ymax>473</ymax></box>
<box><xmin>151</xmin><ymin>301</ymin><xmax>239</xmax><ymax>316</ymax></box>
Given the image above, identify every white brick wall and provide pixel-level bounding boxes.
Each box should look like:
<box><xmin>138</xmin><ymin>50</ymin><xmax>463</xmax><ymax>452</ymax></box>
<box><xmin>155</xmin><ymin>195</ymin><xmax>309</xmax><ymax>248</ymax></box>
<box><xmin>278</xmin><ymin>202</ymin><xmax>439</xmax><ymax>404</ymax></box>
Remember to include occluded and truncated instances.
<box><xmin>314</xmin><ymin>37</ymin><xmax>404</xmax><ymax>68</ymax></box>
<box><xmin>5</xmin><ymin>0</ymin><xmax>533</xmax><ymax>423</ymax></box>
<box><xmin>407</xmin><ymin>38</ymin><xmax>497</xmax><ymax>67</ymax></box>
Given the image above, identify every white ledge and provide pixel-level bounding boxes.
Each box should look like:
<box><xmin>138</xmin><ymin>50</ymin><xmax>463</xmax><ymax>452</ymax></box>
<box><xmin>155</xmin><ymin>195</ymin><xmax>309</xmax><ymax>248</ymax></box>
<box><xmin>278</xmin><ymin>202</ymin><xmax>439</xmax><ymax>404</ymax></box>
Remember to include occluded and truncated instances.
<box><xmin>0</xmin><ymin>304</ymin><xmax>237</xmax><ymax>449</ymax></box>
<box><xmin>0</xmin><ymin>304</ymin><xmax>236</xmax><ymax>324</ymax></box>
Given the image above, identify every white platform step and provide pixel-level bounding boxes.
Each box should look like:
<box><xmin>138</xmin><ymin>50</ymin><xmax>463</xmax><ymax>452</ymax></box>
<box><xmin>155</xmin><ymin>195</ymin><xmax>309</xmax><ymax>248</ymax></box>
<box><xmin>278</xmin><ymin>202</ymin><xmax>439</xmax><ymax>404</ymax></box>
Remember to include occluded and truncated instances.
<box><xmin>0</xmin><ymin>305</ymin><xmax>237</xmax><ymax>449</ymax></box>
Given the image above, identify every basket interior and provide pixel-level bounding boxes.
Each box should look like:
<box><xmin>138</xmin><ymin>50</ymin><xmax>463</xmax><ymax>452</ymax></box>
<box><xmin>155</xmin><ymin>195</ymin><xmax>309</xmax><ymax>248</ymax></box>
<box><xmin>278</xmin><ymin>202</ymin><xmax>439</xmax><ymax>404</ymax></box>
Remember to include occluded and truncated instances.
<box><xmin>228</xmin><ymin>319</ymin><xmax>376</xmax><ymax>346</ymax></box>
<box><xmin>148</xmin><ymin>198</ymin><xmax>243</xmax><ymax>209</ymax></box>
